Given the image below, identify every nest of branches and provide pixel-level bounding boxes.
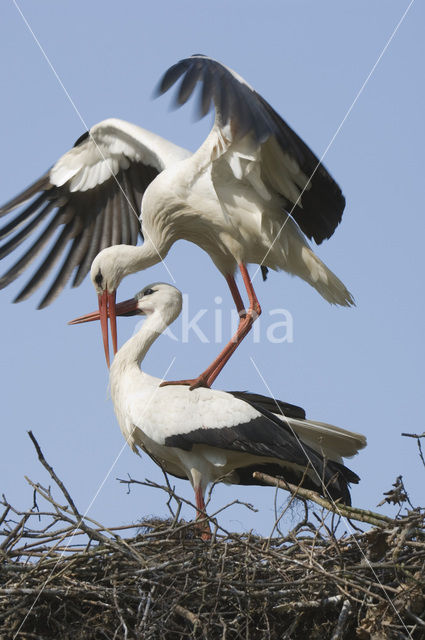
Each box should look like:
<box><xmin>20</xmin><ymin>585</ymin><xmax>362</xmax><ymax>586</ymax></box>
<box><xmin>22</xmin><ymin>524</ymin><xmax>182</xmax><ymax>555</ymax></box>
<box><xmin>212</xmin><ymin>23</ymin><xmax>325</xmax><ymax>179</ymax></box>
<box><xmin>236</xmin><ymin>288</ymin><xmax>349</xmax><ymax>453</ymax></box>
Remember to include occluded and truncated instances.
<box><xmin>1</xmin><ymin>432</ymin><xmax>425</xmax><ymax>640</ymax></box>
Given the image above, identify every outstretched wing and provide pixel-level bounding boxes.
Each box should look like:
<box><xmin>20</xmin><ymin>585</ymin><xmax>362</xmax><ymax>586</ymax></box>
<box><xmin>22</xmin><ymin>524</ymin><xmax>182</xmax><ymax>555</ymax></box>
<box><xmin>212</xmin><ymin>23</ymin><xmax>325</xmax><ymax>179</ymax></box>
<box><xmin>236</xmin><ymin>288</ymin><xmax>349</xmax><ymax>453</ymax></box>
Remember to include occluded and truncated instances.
<box><xmin>157</xmin><ymin>54</ymin><xmax>345</xmax><ymax>244</ymax></box>
<box><xmin>0</xmin><ymin>118</ymin><xmax>189</xmax><ymax>308</ymax></box>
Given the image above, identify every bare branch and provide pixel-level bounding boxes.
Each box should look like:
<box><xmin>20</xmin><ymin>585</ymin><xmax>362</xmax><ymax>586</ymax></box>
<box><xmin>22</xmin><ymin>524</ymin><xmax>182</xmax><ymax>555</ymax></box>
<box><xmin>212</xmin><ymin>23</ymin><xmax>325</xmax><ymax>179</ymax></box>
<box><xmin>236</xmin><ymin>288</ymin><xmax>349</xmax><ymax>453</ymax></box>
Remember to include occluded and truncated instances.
<box><xmin>253</xmin><ymin>472</ymin><xmax>395</xmax><ymax>528</ymax></box>
<box><xmin>0</xmin><ymin>433</ymin><xmax>422</xmax><ymax>639</ymax></box>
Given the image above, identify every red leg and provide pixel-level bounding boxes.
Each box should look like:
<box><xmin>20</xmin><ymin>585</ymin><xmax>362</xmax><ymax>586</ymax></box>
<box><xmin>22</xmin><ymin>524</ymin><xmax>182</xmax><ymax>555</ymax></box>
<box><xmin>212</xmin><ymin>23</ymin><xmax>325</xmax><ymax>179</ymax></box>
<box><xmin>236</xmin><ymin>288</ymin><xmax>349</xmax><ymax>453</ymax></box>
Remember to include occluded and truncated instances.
<box><xmin>197</xmin><ymin>264</ymin><xmax>261</xmax><ymax>385</ymax></box>
<box><xmin>225</xmin><ymin>273</ymin><xmax>246</xmax><ymax>318</ymax></box>
<box><xmin>203</xmin><ymin>313</ymin><xmax>257</xmax><ymax>385</ymax></box>
<box><xmin>160</xmin><ymin>265</ymin><xmax>261</xmax><ymax>390</ymax></box>
<box><xmin>239</xmin><ymin>263</ymin><xmax>261</xmax><ymax>317</ymax></box>
<box><xmin>201</xmin><ymin>264</ymin><xmax>261</xmax><ymax>386</ymax></box>
<box><xmin>195</xmin><ymin>486</ymin><xmax>211</xmax><ymax>541</ymax></box>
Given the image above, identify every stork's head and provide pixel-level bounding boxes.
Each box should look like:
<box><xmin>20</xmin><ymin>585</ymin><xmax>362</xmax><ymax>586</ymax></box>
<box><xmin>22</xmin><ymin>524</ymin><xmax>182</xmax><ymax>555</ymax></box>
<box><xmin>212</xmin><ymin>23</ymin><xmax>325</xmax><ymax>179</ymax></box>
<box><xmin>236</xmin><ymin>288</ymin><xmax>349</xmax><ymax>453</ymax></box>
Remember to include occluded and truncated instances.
<box><xmin>86</xmin><ymin>244</ymin><xmax>161</xmax><ymax>366</ymax></box>
<box><xmin>69</xmin><ymin>281</ymin><xmax>182</xmax><ymax>368</ymax></box>
<box><xmin>131</xmin><ymin>283</ymin><xmax>183</xmax><ymax>324</ymax></box>
<box><xmin>87</xmin><ymin>248</ymin><xmax>127</xmax><ymax>369</ymax></box>
<box><xmin>90</xmin><ymin>247</ymin><xmax>130</xmax><ymax>296</ymax></box>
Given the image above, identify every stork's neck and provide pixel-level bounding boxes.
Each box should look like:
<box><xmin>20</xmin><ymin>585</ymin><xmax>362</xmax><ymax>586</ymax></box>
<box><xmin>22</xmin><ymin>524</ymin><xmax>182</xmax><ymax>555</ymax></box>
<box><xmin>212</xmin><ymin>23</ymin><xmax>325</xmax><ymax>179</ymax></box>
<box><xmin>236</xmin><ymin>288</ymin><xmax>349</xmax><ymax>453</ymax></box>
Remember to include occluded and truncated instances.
<box><xmin>110</xmin><ymin>310</ymin><xmax>169</xmax><ymax>375</ymax></box>
<box><xmin>117</xmin><ymin>239</ymin><xmax>166</xmax><ymax>278</ymax></box>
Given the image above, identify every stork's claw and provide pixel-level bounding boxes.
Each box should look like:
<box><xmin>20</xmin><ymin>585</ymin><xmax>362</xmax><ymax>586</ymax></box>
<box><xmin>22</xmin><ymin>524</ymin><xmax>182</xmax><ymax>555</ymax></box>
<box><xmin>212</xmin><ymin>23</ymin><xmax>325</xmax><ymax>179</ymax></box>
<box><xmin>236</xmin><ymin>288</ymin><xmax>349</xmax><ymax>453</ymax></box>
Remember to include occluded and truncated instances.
<box><xmin>159</xmin><ymin>376</ymin><xmax>210</xmax><ymax>391</ymax></box>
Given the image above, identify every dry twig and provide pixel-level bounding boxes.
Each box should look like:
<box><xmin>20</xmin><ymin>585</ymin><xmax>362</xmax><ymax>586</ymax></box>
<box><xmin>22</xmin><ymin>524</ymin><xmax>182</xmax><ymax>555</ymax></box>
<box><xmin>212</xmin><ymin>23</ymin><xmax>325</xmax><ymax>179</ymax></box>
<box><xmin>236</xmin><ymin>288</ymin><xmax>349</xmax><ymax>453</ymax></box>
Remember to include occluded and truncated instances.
<box><xmin>0</xmin><ymin>433</ymin><xmax>424</xmax><ymax>639</ymax></box>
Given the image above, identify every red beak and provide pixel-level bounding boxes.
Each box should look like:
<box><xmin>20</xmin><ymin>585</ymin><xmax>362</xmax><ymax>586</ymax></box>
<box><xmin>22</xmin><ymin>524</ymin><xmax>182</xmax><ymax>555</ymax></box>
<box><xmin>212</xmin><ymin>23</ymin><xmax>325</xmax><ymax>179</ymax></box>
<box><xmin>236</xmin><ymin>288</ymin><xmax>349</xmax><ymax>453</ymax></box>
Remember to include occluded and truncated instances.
<box><xmin>69</xmin><ymin>293</ymin><xmax>141</xmax><ymax>368</ymax></box>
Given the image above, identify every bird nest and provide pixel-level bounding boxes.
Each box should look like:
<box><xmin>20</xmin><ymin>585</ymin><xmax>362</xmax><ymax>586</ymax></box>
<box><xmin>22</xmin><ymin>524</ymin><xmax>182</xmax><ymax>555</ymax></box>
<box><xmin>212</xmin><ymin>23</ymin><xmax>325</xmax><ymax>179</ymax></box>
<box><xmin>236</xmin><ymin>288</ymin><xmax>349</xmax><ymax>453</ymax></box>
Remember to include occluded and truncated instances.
<box><xmin>1</xmin><ymin>432</ymin><xmax>425</xmax><ymax>640</ymax></box>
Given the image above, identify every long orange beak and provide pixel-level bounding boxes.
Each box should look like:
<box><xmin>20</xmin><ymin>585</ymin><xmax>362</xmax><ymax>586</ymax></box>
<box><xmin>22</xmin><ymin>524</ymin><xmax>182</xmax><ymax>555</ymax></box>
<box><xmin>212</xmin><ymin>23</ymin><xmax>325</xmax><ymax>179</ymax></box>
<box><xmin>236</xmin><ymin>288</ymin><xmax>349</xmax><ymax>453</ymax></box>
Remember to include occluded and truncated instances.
<box><xmin>69</xmin><ymin>293</ymin><xmax>141</xmax><ymax>368</ymax></box>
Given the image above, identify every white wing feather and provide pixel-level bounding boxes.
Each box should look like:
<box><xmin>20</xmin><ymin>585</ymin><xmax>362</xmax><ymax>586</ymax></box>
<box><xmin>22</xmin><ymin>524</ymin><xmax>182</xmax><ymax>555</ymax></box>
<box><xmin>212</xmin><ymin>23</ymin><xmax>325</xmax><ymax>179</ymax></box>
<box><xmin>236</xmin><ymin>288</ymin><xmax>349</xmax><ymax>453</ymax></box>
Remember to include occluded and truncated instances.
<box><xmin>50</xmin><ymin>118</ymin><xmax>190</xmax><ymax>193</ymax></box>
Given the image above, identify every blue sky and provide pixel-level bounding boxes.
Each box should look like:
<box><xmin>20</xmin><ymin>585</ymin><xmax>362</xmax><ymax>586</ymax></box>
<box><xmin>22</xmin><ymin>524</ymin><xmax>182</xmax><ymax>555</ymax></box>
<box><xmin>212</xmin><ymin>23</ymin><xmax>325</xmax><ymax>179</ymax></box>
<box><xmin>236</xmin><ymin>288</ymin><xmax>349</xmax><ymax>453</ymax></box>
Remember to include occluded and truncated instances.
<box><xmin>0</xmin><ymin>1</ymin><xmax>423</xmax><ymax>536</ymax></box>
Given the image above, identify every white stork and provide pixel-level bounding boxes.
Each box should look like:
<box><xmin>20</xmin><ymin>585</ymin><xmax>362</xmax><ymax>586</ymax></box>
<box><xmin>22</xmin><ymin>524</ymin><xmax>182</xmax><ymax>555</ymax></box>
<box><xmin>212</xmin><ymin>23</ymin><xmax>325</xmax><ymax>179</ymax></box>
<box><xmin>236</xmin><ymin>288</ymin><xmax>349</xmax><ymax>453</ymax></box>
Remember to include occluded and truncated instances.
<box><xmin>1</xmin><ymin>54</ymin><xmax>353</xmax><ymax>386</ymax></box>
<box><xmin>70</xmin><ymin>283</ymin><xmax>365</xmax><ymax>539</ymax></box>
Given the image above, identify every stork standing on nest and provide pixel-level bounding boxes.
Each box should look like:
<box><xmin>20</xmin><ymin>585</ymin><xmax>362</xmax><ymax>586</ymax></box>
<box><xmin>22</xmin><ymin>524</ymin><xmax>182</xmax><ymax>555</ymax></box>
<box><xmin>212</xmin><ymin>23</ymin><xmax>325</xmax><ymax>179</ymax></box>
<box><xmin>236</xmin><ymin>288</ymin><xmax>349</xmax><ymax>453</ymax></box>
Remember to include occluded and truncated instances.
<box><xmin>1</xmin><ymin>54</ymin><xmax>353</xmax><ymax>386</ymax></box>
<box><xmin>70</xmin><ymin>283</ymin><xmax>365</xmax><ymax>539</ymax></box>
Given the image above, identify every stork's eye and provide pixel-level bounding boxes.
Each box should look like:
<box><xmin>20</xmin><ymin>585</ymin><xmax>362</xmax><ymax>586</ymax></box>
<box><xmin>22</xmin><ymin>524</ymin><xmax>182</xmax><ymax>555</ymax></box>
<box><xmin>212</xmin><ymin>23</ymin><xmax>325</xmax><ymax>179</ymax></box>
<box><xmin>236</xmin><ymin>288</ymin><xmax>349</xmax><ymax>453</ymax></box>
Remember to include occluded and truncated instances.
<box><xmin>143</xmin><ymin>288</ymin><xmax>155</xmax><ymax>296</ymax></box>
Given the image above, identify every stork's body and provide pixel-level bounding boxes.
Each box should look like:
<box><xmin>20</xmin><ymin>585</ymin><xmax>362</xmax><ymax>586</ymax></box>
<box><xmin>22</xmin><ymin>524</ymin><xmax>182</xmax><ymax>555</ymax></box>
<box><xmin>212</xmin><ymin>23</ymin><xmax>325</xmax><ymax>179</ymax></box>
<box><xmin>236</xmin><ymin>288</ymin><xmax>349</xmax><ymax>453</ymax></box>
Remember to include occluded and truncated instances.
<box><xmin>1</xmin><ymin>55</ymin><xmax>353</xmax><ymax>383</ymax></box>
<box><xmin>72</xmin><ymin>283</ymin><xmax>365</xmax><ymax>536</ymax></box>
<box><xmin>132</xmin><ymin>153</ymin><xmax>344</xmax><ymax>291</ymax></box>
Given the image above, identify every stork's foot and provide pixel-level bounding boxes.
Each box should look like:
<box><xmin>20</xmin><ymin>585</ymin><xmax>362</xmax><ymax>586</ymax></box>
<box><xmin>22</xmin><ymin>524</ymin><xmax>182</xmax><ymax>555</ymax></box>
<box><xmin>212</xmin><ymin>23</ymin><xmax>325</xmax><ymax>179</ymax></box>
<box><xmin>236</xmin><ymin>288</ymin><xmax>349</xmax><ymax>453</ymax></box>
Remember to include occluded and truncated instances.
<box><xmin>160</xmin><ymin>376</ymin><xmax>210</xmax><ymax>391</ymax></box>
<box><xmin>195</xmin><ymin>520</ymin><xmax>212</xmax><ymax>541</ymax></box>
<box><xmin>201</xmin><ymin>529</ymin><xmax>212</xmax><ymax>541</ymax></box>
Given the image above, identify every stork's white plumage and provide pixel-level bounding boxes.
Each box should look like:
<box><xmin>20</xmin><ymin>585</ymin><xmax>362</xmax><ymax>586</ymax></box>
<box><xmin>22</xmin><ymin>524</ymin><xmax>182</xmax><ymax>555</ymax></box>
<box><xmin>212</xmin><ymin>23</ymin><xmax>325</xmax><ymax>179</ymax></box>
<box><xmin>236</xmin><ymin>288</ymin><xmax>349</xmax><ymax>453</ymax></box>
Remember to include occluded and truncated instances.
<box><xmin>70</xmin><ymin>283</ymin><xmax>365</xmax><ymax>537</ymax></box>
<box><xmin>1</xmin><ymin>55</ymin><xmax>353</xmax><ymax>384</ymax></box>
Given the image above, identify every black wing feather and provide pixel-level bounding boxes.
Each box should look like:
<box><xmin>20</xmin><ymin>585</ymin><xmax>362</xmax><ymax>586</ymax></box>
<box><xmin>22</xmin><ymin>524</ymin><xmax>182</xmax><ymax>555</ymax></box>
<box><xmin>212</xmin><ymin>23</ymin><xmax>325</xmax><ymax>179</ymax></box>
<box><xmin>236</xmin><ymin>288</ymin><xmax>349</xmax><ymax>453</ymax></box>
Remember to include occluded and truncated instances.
<box><xmin>0</xmin><ymin>154</ymin><xmax>157</xmax><ymax>306</ymax></box>
<box><xmin>0</xmin><ymin>174</ymin><xmax>50</xmax><ymax>217</ymax></box>
<box><xmin>38</xmin><ymin>223</ymin><xmax>94</xmax><ymax>309</ymax></box>
<box><xmin>38</xmin><ymin>237</ymin><xmax>83</xmax><ymax>308</ymax></box>
<box><xmin>14</xmin><ymin>220</ymin><xmax>78</xmax><ymax>304</ymax></box>
<box><xmin>0</xmin><ymin>204</ymin><xmax>54</xmax><ymax>260</ymax></box>
<box><xmin>200</xmin><ymin>65</ymin><xmax>215</xmax><ymax>118</ymax></box>
<box><xmin>157</xmin><ymin>58</ymin><xmax>191</xmax><ymax>95</ymax></box>
<box><xmin>72</xmin><ymin>209</ymin><xmax>104</xmax><ymax>288</ymax></box>
<box><xmin>255</xmin><ymin>92</ymin><xmax>345</xmax><ymax>243</ymax></box>
<box><xmin>228</xmin><ymin>390</ymin><xmax>306</xmax><ymax>420</ymax></box>
<box><xmin>165</xmin><ymin>399</ymin><xmax>359</xmax><ymax>505</ymax></box>
<box><xmin>111</xmin><ymin>184</ymin><xmax>123</xmax><ymax>246</ymax></box>
<box><xmin>0</xmin><ymin>209</ymin><xmax>62</xmax><ymax>290</ymax></box>
<box><xmin>121</xmin><ymin>170</ymin><xmax>142</xmax><ymax>244</ymax></box>
<box><xmin>0</xmin><ymin>193</ymin><xmax>49</xmax><ymax>241</ymax></box>
<box><xmin>177</xmin><ymin>61</ymin><xmax>203</xmax><ymax>106</ymax></box>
